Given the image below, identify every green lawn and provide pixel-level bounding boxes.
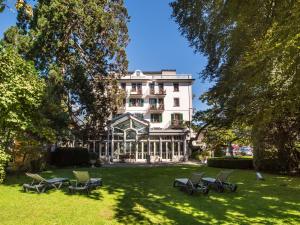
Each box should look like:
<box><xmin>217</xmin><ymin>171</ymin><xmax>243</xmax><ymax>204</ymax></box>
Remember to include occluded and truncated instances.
<box><xmin>1</xmin><ymin>165</ymin><xmax>300</xmax><ymax>225</ymax></box>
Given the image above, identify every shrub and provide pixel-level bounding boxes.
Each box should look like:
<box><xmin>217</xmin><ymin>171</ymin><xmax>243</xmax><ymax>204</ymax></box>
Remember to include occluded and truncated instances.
<box><xmin>191</xmin><ymin>151</ymin><xmax>201</xmax><ymax>160</ymax></box>
<box><xmin>207</xmin><ymin>157</ymin><xmax>253</xmax><ymax>169</ymax></box>
<box><xmin>214</xmin><ymin>147</ymin><xmax>225</xmax><ymax>157</ymax></box>
<box><xmin>10</xmin><ymin>139</ymin><xmax>47</xmax><ymax>172</ymax></box>
<box><xmin>191</xmin><ymin>150</ymin><xmax>211</xmax><ymax>161</ymax></box>
<box><xmin>0</xmin><ymin>147</ymin><xmax>10</xmax><ymax>183</ymax></box>
<box><xmin>50</xmin><ymin>147</ymin><xmax>90</xmax><ymax>167</ymax></box>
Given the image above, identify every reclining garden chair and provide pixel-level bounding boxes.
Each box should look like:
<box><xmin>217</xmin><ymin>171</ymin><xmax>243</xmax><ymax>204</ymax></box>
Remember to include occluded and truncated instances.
<box><xmin>202</xmin><ymin>170</ymin><xmax>237</xmax><ymax>193</ymax></box>
<box><xmin>173</xmin><ymin>172</ymin><xmax>209</xmax><ymax>195</ymax></box>
<box><xmin>23</xmin><ymin>173</ymin><xmax>69</xmax><ymax>193</ymax></box>
<box><xmin>68</xmin><ymin>171</ymin><xmax>102</xmax><ymax>195</ymax></box>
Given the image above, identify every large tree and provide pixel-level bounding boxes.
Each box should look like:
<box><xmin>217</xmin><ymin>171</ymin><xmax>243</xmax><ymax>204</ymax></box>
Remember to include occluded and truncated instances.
<box><xmin>171</xmin><ymin>0</ymin><xmax>300</xmax><ymax>171</ymax></box>
<box><xmin>4</xmin><ymin>0</ymin><xmax>129</xmax><ymax>139</ymax></box>
<box><xmin>0</xmin><ymin>44</ymin><xmax>45</xmax><ymax>182</ymax></box>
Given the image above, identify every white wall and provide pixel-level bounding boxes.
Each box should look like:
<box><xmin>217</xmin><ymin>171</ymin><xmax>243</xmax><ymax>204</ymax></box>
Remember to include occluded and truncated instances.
<box><xmin>119</xmin><ymin>76</ymin><xmax>193</xmax><ymax>129</ymax></box>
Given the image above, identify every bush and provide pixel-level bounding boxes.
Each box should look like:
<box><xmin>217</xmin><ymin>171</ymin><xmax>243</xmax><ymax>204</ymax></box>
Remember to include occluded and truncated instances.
<box><xmin>0</xmin><ymin>147</ymin><xmax>10</xmax><ymax>183</ymax></box>
<box><xmin>191</xmin><ymin>151</ymin><xmax>210</xmax><ymax>161</ymax></box>
<box><xmin>208</xmin><ymin>157</ymin><xmax>253</xmax><ymax>169</ymax></box>
<box><xmin>50</xmin><ymin>147</ymin><xmax>90</xmax><ymax>167</ymax></box>
<box><xmin>191</xmin><ymin>151</ymin><xmax>201</xmax><ymax>160</ymax></box>
<box><xmin>214</xmin><ymin>147</ymin><xmax>225</xmax><ymax>157</ymax></box>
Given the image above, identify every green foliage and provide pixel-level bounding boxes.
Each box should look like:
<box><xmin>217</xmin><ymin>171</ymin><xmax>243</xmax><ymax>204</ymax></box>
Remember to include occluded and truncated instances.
<box><xmin>0</xmin><ymin>45</ymin><xmax>46</xmax><ymax>181</ymax></box>
<box><xmin>200</xmin><ymin>125</ymin><xmax>250</xmax><ymax>157</ymax></box>
<box><xmin>207</xmin><ymin>157</ymin><xmax>253</xmax><ymax>170</ymax></box>
<box><xmin>0</xmin><ymin>45</ymin><xmax>45</xmax><ymax>145</ymax></box>
<box><xmin>171</xmin><ymin>0</ymin><xmax>300</xmax><ymax>172</ymax></box>
<box><xmin>0</xmin><ymin>0</ymin><xmax>5</xmax><ymax>13</ymax></box>
<box><xmin>10</xmin><ymin>136</ymin><xmax>47</xmax><ymax>172</ymax></box>
<box><xmin>0</xmin><ymin>146</ymin><xmax>9</xmax><ymax>183</ymax></box>
<box><xmin>7</xmin><ymin>0</ymin><xmax>130</xmax><ymax>138</ymax></box>
<box><xmin>213</xmin><ymin>147</ymin><xmax>225</xmax><ymax>158</ymax></box>
<box><xmin>2</xmin><ymin>0</ymin><xmax>129</xmax><ymax>139</ymax></box>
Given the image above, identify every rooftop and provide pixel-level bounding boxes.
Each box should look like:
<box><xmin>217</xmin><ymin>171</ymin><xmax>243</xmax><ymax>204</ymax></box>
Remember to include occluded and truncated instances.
<box><xmin>120</xmin><ymin>69</ymin><xmax>194</xmax><ymax>81</ymax></box>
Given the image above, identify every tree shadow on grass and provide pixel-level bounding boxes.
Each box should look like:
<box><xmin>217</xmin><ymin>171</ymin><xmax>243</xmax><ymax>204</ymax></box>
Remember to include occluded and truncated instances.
<box><xmin>2</xmin><ymin>166</ymin><xmax>300</xmax><ymax>224</ymax></box>
<box><xmin>99</xmin><ymin>167</ymin><xmax>300</xmax><ymax>224</ymax></box>
<box><xmin>3</xmin><ymin>168</ymin><xmax>104</xmax><ymax>200</ymax></box>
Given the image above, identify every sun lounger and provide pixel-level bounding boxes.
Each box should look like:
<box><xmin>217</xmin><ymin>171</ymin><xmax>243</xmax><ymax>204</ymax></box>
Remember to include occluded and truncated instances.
<box><xmin>173</xmin><ymin>172</ymin><xmax>209</xmax><ymax>195</ymax></box>
<box><xmin>68</xmin><ymin>171</ymin><xmax>102</xmax><ymax>195</ymax></box>
<box><xmin>202</xmin><ymin>170</ymin><xmax>237</xmax><ymax>192</ymax></box>
<box><xmin>23</xmin><ymin>173</ymin><xmax>69</xmax><ymax>193</ymax></box>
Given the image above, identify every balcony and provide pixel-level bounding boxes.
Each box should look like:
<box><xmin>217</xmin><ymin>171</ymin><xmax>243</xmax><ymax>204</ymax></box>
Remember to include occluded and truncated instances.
<box><xmin>148</xmin><ymin>104</ymin><xmax>165</xmax><ymax>113</ymax></box>
<box><xmin>148</xmin><ymin>89</ymin><xmax>166</xmax><ymax>97</ymax></box>
<box><xmin>130</xmin><ymin>89</ymin><xmax>143</xmax><ymax>97</ymax></box>
<box><xmin>170</xmin><ymin>120</ymin><xmax>186</xmax><ymax>129</ymax></box>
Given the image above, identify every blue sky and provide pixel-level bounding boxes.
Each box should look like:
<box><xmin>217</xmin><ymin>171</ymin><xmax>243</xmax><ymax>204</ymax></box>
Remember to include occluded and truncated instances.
<box><xmin>0</xmin><ymin>0</ymin><xmax>210</xmax><ymax>110</ymax></box>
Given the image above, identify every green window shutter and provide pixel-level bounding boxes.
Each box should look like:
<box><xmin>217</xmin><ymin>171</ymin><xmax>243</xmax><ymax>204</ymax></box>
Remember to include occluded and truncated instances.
<box><xmin>129</xmin><ymin>99</ymin><xmax>132</xmax><ymax>107</ymax></box>
<box><xmin>171</xmin><ymin>113</ymin><xmax>174</xmax><ymax>121</ymax></box>
<box><xmin>141</xmin><ymin>99</ymin><xmax>144</xmax><ymax>107</ymax></box>
<box><xmin>180</xmin><ymin>113</ymin><xmax>183</xmax><ymax>121</ymax></box>
<box><xmin>159</xmin><ymin>114</ymin><xmax>162</xmax><ymax>122</ymax></box>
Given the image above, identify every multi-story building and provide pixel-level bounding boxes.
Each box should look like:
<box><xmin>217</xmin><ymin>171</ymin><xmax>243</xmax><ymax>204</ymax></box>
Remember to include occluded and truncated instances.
<box><xmin>89</xmin><ymin>69</ymin><xmax>194</xmax><ymax>163</ymax></box>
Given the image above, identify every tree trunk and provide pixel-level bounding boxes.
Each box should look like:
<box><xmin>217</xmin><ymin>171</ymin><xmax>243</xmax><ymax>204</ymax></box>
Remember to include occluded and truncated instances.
<box><xmin>188</xmin><ymin>123</ymin><xmax>210</xmax><ymax>152</ymax></box>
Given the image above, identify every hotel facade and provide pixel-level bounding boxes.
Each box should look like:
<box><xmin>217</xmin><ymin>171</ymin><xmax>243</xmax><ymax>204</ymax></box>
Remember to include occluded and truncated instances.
<box><xmin>89</xmin><ymin>69</ymin><xmax>194</xmax><ymax>162</ymax></box>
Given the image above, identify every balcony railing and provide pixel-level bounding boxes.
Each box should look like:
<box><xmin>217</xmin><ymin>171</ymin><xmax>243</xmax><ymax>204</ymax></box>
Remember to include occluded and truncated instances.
<box><xmin>148</xmin><ymin>104</ymin><xmax>164</xmax><ymax>112</ymax></box>
<box><xmin>149</xmin><ymin>89</ymin><xmax>166</xmax><ymax>96</ymax></box>
<box><xmin>130</xmin><ymin>89</ymin><xmax>143</xmax><ymax>96</ymax></box>
<box><xmin>170</xmin><ymin>120</ymin><xmax>186</xmax><ymax>129</ymax></box>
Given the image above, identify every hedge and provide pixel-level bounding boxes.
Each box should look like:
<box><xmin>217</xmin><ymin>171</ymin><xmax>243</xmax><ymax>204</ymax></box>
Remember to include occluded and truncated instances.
<box><xmin>207</xmin><ymin>157</ymin><xmax>253</xmax><ymax>169</ymax></box>
<box><xmin>50</xmin><ymin>147</ymin><xmax>90</xmax><ymax>167</ymax></box>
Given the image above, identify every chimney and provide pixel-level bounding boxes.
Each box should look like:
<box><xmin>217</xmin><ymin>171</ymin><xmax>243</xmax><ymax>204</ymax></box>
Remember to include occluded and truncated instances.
<box><xmin>161</xmin><ymin>69</ymin><xmax>176</xmax><ymax>75</ymax></box>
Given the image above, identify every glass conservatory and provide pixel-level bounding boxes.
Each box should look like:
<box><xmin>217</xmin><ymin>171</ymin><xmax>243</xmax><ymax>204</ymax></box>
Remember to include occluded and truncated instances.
<box><xmin>88</xmin><ymin>113</ymin><xmax>188</xmax><ymax>163</ymax></box>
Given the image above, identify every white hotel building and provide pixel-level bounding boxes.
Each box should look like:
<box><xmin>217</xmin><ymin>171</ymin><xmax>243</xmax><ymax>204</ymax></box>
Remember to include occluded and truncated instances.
<box><xmin>90</xmin><ymin>69</ymin><xmax>194</xmax><ymax>163</ymax></box>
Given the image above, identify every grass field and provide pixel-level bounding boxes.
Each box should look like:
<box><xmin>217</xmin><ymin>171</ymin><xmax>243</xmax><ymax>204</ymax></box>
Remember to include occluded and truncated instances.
<box><xmin>0</xmin><ymin>165</ymin><xmax>300</xmax><ymax>225</ymax></box>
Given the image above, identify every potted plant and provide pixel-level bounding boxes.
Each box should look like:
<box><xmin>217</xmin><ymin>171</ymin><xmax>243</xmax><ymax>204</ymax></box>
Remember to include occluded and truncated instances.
<box><xmin>89</xmin><ymin>152</ymin><xmax>98</xmax><ymax>168</ymax></box>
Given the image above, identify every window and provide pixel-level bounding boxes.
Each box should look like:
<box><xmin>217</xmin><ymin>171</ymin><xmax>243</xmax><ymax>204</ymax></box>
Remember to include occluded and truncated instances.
<box><xmin>149</xmin><ymin>83</ymin><xmax>155</xmax><ymax>89</ymax></box>
<box><xmin>151</xmin><ymin>113</ymin><xmax>162</xmax><ymax>123</ymax></box>
<box><xmin>173</xmin><ymin>83</ymin><xmax>179</xmax><ymax>92</ymax></box>
<box><xmin>149</xmin><ymin>98</ymin><xmax>157</xmax><ymax>106</ymax></box>
<box><xmin>172</xmin><ymin>113</ymin><xmax>183</xmax><ymax>121</ymax></box>
<box><xmin>129</xmin><ymin>98</ymin><xmax>144</xmax><ymax>107</ymax></box>
<box><xmin>132</xmin><ymin>83</ymin><xmax>142</xmax><ymax>92</ymax></box>
<box><xmin>132</xmin><ymin>83</ymin><xmax>137</xmax><ymax>92</ymax></box>
<box><xmin>158</xmin><ymin>98</ymin><xmax>164</xmax><ymax>110</ymax></box>
<box><xmin>121</xmin><ymin>83</ymin><xmax>126</xmax><ymax>90</ymax></box>
<box><xmin>158</xmin><ymin>83</ymin><xmax>164</xmax><ymax>89</ymax></box>
<box><xmin>171</xmin><ymin>113</ymin><xmax>183</xmax><ymax>127</ymax></box>
<box><xmin>149</xmin><ymin>83</ymin><xmax>155</xmax><ymax>94</ymax></box>
<box><xmin>122</xmin><ymin>98</ymin><xmax>126</xmax><ymax>106</ymax></box>
<box><xmin>174</xmin><ymin>98</ymin><xmax>180</xmax><ymax>107</ymax></box>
